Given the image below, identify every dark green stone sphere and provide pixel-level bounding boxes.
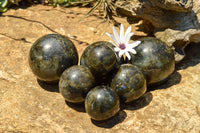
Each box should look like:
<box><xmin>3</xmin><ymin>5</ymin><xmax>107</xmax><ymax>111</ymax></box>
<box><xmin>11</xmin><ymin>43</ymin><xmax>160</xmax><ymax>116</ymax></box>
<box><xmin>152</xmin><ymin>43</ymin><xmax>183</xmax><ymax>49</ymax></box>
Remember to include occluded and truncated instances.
<box><xmin>85</xmin><ymin>86</ymin><xmax>120</xmax><ymax>121</ymax></box>
<box><xmin>130</xmin><ymin>37</ymin><xmax>175</xmax><ymax>85</ymax></box>
<box><xmin>29</xmin><ymin>34</ymin><xmax>78</xmax><ymax>82</ymax></box>
<box><xmin>111</xmin><ymin>64</ymin><xmax>147</xmax><ymax>103</ymax></box>
<box><xmin>59</xmin><ymin>65</ymin><xmax>96</xmax><ymax>103</ymax></box>
<box><xmin>80</xmin><ymin>41</ymin><xmax>119</xmax><ymax>78</ymax></box>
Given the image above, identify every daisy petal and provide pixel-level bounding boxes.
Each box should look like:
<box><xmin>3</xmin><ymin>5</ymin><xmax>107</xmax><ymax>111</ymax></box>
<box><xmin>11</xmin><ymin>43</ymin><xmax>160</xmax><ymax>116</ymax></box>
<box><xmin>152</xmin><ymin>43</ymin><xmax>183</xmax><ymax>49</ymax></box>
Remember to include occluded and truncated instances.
<box><xmin>113</xmin><ymin>27</ymin><xmax>120</xmax><ymax>44</ymax></box>
<box><xmin>109</xmin><ymin>40</ymin><xmax>116</xmax><ymax>46</ymax></box>
<box><xmin>106</xmin><ymin>24</ymin><xmax>138</xmax><ymax>61</ymax></box>
<box><xmin>105</xmin><ymin>32</ymin><xmax>112</xmax><ymax>37</ymax></box>
<box><xmin>124</xmin><ymin>26</ymin><xmax>132</xmax><ymax>41</ymax></box>
<box><xmin>118</xmin><ymin>50</ymin><xmax>124</xmax><ymax>58</ymax></box>
<box><xmin>129</xmin><ymin>41</ymin><xmax>141</xmax><ymax>48</ymax></box>
<box><xmin>120</xmin><ymin>24</ymin><xmax>124</xmax><ymax>42</ymax></box>
<box><xmin>125</xmin><ymin>32</ymin><xmax>134</xmax><ymax>44</ymax></box>
<box><xmin>106</xmin><ymin>32</ymin><xmax>119</xmax><ymax>46</ymax></box>
<box><xmin>114</xmin><ymin>47</ymin><xmax>121</xmax><ymax>52</ymax></box>
<box><xmin>125</xmin><ymin>51</ymin><xmax>131</xmax><ymax>60</ymax></box>
<box><xmin>128</xmin><ymin>48</ymin><xmax>137</xmax><ymax>54</ymax></box>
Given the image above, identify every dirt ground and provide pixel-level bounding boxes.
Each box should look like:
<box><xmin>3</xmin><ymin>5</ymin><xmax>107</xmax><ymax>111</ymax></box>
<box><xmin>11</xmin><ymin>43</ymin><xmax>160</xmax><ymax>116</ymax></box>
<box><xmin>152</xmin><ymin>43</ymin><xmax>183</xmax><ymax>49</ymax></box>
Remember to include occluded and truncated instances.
<box><xmin>0</xmin><ymin>5</ymin><xmax>200</xmax><ymax>132</ymax></box>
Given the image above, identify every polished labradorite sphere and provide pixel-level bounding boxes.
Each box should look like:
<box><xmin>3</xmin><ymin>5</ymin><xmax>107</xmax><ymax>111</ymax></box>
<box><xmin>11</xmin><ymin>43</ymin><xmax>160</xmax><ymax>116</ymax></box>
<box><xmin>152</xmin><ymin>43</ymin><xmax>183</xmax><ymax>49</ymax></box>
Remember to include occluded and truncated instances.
<box><xmin>111</xmin><ymin>64</ymin><xmax>147</xmax><ymax>103</ymax></box>
<box><xmin>85</xmin><ymin>86</ymin><xmax>120</xmax><ymax>121</ymax></box>
<box><xmin>29</xmin><ymin>34</ymin><xmax>78</xmax><ymax>82</ymax></box>
<box><xmin>59</xmin><ymin>65</ymin><xmax>95</xmax><ymax>103</ymax></box>
<box><xmin>80</xmin><ymin>41</ymin><xmax>119</xmax><ymax>78</ymax></box>
<box><xmin>130</xmin><ymin>37</ymin><xmax>175</xmax><ymax>86</ymax></box>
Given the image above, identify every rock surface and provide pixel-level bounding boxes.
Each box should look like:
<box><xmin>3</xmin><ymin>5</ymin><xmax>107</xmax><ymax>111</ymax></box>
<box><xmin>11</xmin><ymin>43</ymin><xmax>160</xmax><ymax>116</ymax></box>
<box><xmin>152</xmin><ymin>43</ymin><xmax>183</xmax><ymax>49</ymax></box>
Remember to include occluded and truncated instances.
<box><xmin>116</xmin><ymin>0</ymin><xmax>200</xmax><ymax>62</ymax></box>
<box><xmin>0</xmin><ymin>5</ymin><xmax>200</xmax><ymax>132</ymax></box>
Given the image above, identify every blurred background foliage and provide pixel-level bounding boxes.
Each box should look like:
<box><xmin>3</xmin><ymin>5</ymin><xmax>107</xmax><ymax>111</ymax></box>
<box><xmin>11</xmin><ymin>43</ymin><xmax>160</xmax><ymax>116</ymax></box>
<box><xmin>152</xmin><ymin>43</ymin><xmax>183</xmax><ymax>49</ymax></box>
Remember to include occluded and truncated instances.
<box><xmin>0</xmin><ymin>0</ymin><xmax>116</xmax><ymax>21</ymax></box>
<box><xmin>0</xmin><ymin>0</ymin><xmax>97</xmax><ymax>13</ymax></box>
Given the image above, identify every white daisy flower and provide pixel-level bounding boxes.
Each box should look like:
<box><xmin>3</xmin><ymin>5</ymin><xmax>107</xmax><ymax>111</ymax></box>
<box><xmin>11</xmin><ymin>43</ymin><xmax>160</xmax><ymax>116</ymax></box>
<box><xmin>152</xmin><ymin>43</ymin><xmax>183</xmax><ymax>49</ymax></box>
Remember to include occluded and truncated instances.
<box><xmin>106</xmin><ymin>24</ymin><xmax>141</xmax><ymax>60</ymax></box>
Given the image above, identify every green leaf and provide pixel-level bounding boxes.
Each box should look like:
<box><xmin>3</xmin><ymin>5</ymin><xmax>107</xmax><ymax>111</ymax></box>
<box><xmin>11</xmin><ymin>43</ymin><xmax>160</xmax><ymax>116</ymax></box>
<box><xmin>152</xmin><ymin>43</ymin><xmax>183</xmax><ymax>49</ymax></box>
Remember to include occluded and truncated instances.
<box><xmin>0</xmin><ymin>7</ymin><xmax>8</xmax><ymax>12</ymax></box>
<box><xmin>0</xmin><ymin>0</ymin><xmax>8</xmax><ymax>7</ymax></box>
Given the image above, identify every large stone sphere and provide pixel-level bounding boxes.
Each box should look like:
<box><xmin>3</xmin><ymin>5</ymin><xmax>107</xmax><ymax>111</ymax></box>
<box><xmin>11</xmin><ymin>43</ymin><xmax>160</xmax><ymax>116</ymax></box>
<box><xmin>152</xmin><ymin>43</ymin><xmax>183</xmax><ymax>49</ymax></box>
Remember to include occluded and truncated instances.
<box><xmin>29</xmin><ymin>34</ymin><xmax>78</xmax><ymax>82</ymax></box>
<box><xmin>130</xmin><ymin>37</ymin><xmax>175</xmax><ymax>86</ymax></box>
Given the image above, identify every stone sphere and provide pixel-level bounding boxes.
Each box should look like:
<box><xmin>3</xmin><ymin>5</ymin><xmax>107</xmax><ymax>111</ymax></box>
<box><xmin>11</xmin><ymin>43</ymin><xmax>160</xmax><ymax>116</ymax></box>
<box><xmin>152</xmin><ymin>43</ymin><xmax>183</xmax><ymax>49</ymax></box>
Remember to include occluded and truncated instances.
<box><xmin>80</xmin><ymin>41</ymin><xmax>119</xmax><ymax>78</ymax></box>
<box><xmin>111</xmin><ymin>64</ymin><xmax>147</xmax><ymax>103</ymax></box>
<box><xmin>130</xmin><ymin>37</ymin><xmax>175</xmax><ymax>85</ymax></box>
<box><xmin>85</xmin><ymin>85</ymin><xmax>120</xmax><ymax>121</ymax></box>
<box><xmin>29</xmin><ymin>34</ymin><xmax>78</xmax><ymax>82</ymax></box>
<box><xmin>59</xmin><ymin>65</ymin><xmax>96</xmax><ymax>103</ymax></box>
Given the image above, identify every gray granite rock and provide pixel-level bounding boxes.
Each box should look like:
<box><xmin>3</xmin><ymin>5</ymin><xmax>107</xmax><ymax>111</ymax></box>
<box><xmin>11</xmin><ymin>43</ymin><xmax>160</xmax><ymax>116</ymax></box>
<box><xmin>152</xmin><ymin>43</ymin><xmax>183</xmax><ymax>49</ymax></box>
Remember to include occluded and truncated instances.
<box><xmin>153</xmin><ymin>0</ymin><xmax>193</xmax><ymax>12</ymax></box>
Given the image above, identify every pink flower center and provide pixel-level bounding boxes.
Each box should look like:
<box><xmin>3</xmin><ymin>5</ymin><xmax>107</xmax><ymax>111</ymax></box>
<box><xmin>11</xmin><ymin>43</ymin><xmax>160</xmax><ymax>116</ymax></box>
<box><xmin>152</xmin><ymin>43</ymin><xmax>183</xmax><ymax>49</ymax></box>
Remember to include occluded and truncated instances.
<box><xmin>119</xmin><ymin>43</ymin><xmax>126</xmax><ymax>50</ymax></box>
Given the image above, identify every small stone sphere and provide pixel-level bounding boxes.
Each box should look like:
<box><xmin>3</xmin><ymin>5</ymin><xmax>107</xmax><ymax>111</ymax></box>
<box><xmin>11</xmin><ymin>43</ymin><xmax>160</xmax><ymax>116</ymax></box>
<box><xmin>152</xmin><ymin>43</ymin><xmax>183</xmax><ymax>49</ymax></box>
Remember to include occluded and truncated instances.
<box><xmin>130</xmin><ymin>37</ymin><xmax>175</xmax><ymax>86</ymax></box>
<box><xmin>59</xmin><ymin>65</ymin><xmax>96</xmax><ymax>103</ymax></box>
<box><xmin>85</xmin><ymin>85</ymin><xmax>120</xmax><ymax>121</ymax></box>
<box><xmin>111</xmin><ymin>64</ymin><xmax>147</xmax><ymax>103</ymax></box>
<box><xmin>80</xmin><ymin>41</ymin><xmax>119</xmax><ymax>78</ymax></box>
<box><xmin>29</xmin><ymin>34</ymin><xmax>78</xmax><ymax>82</ymax></box>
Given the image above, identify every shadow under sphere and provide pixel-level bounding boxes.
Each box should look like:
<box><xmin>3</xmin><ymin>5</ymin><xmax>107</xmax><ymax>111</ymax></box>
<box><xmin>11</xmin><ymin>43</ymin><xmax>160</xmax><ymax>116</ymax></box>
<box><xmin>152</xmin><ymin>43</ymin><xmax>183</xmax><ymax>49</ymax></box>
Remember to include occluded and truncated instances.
<box><xmin>122</xmin><ymin>92</ymin><xmax>153</xmax><ymax>111</ymax></box>
<box><xmin>37</xmin><ymin>79</ymin><xmax>59</xmax><ymax>93</ymax></box>
<box><xmin>147</xmin><ymin>71</ymin><xmax>182</xmax><ymax>91</ymax></box>
<box><xmin>91</xmin><ymin>110</ymin><xmax>127</xmax><ymax>128</ymax></box>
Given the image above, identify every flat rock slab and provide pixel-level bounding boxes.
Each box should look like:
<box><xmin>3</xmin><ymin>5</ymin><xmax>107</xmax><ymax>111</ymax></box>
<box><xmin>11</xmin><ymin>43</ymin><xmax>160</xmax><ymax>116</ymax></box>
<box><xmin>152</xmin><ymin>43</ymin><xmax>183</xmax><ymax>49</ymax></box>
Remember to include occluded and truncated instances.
<box><xmin>0</xmin><ymin>5</ymin><xmax>200</xmax><ymax>132</ymax></box>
